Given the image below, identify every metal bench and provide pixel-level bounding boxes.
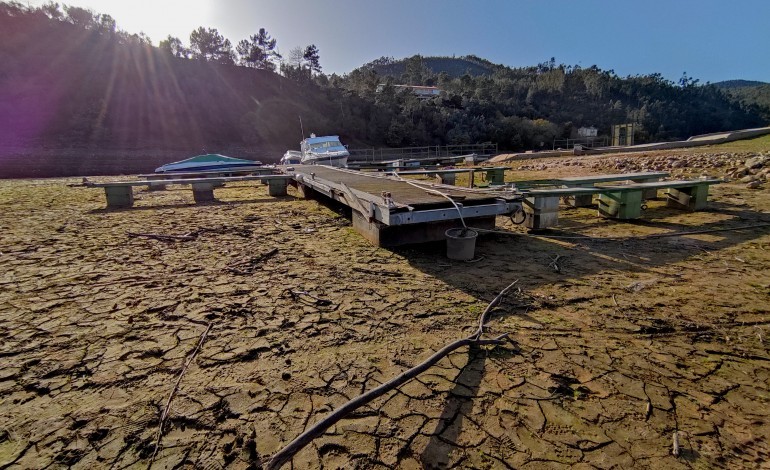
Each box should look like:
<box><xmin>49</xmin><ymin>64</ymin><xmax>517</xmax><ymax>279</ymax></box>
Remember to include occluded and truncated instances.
<box><xmin>85</xmin><ymin>175</ymin><xmax>294</xmax><ymax>208</ymax></box>
<box><xmin>522</xmin><ymin>178</ymin><xmax>721</xmax><ymax>229</ymax></box>
<box><xmin>136</xmin><ymin>167</ymin><xmax>277</xmax><ymax>190</ymax></box>
<box><xmin>553</xmin><ymin>171</ymin><xmax>670</xmax><ymax>206</ymax></box>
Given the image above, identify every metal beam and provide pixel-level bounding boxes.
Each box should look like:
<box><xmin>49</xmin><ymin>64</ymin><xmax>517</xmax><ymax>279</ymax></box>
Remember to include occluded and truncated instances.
<box><xmin>385</xmin><ymin>200</ymin><xmax>521</xmax><ymax>226</ymax></box>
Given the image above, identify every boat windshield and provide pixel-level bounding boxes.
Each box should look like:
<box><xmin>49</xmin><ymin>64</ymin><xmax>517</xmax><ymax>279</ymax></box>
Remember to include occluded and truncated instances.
<box><xmin>309</xmin><ymin>140</ymin><xmax>343</xmax><ymax>150</ymax></box>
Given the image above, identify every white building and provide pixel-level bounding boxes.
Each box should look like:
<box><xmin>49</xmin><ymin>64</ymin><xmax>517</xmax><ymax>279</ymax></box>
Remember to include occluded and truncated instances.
<box><xmin>577</xmin><ymin>126</ymin><xmax>598</xmax><ymax>137</ymax></box>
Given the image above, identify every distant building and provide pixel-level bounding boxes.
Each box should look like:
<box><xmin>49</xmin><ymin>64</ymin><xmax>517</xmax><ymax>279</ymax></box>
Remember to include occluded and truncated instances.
<box><xmin>376</xmin><ymin>84</ymin><xmax>442</xmax><ymax>99</ymax></box>
<box><xmin>577</xmin><ymin>126</ymin><xmax>598</xmax><ymax>138</ymax></box>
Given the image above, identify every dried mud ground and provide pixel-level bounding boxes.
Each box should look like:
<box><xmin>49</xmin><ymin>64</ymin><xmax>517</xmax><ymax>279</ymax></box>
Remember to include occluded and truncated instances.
<box><xmin>2</xmin><ymin>149</ymin><xmax>770</xmax><ymax>469</ymax></box>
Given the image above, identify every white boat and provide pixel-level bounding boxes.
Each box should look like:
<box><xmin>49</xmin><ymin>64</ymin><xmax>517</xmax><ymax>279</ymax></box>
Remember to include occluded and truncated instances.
<box><xmin>155</xmin><ymin>154</ymin><xmax>262</xmax><ymax>173</ymax></box>
<box><xmin>279</xmin><ymin>150</ymin><xmax>302</xmax><ymax>165</ymax></box>
<box><xmin>300</xmin><ymin>134</ymin><xmax>349</xmax><ymax>167</ymax></box>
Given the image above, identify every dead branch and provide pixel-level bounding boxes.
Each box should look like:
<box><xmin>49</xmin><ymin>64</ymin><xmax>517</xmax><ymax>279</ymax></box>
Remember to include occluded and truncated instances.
<box><xmin>266</xmin><ymin>279</ymin><xmax>519</xmax><ymax>470</ymax></box>
<box><xmin>352</xmin><ymin>266</ymin><xmax>403</xmax><ymax>277</ymax></box>
<box><xmin>148</xmin><ymin>323</ymin><xmax>212</xmax><ymax>469</ymax></box>
<box><xmin>128</xmin><ymin>231</ymin><xmax>197</xmax><ymax>242</ymax></box>
<box><xmin>225</xmin><ymin>249</ymin><xmax>279</xmax><ymax>274</ymax></box>
<box><xmin>284</xmin><ymin>289</ymin><xmax>333</xmax><ymax>307</ymax></box>
<box><xmin>548</xmin><ymin>255</ymin><xmax>561</xmax><ymax>273</ymax></box>
<box><xmin>672</xmin><ymin>431</ymin><xmax>680</xmax><ymax>457</ymax></box>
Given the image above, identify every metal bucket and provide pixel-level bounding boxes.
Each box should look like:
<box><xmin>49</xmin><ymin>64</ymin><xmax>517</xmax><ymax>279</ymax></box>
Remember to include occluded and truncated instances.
<box><xmin>445</xmin><ymin>228</ymin><xmax>478</xmax><ymax>261</ymax></box>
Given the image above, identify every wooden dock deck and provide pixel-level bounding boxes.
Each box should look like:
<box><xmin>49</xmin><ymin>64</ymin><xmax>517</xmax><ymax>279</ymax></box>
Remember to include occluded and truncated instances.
<box><xmin>287</xmin><ymin>165</ymin><xmax>522</xmax><ymax>246</ymax></box>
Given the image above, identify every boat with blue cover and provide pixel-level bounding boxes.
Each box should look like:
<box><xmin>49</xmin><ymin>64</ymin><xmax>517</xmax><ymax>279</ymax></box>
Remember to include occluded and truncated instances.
<box><xmin>155</xmin><ymin>154</ymin><xmax>262</xmax><ymax>173</ymax></box>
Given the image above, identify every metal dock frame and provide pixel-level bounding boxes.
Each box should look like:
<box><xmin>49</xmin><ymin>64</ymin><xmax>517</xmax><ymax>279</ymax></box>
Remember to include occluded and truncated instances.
<box><xmin>291</xmin><ymin>168</ymin><xmax>522</xmax><ymax>246</ymax></box>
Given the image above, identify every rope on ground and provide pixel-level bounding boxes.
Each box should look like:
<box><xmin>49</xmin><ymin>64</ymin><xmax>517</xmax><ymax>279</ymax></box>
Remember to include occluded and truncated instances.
<box><xmin>265</xmin><ymin>280</ymin><xmax>519</xmax><ymax>470</ymax></box>
<box><xmin>391</xmin><ymin>172</ymin><xmax>468</xmax><ymax>229</ymax></box>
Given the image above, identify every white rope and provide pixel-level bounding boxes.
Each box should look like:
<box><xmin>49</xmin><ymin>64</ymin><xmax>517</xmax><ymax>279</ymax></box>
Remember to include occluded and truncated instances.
<box><xmin>392</xmin><ymin>171</ymin><xmax>468</xmax><ymax>229</ymax></box>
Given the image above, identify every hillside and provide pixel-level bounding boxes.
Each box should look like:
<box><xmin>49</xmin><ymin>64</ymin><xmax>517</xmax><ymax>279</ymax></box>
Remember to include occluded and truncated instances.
<box><xmin>713</xmin><ymin>79</ymin><xmax>768</xmax><ymax>89</ymax></box>
<box><xmin>0</xmin><ymin>7</ymin><xmax>345</xmax><ymax>176</ymax></box>
<box><xmin>1</xmin><ymin>3</ymin><xmax>767</xmax><ymax>178</ymax></box>
<box><xmin>714</xmin><ymin>80</ymin><xmax>770</xmax><ymax>115</ymax></box>
<box><xmin>361</xmin><ymin>55</ymin><xmax>499</xmax><ymax>80</ymax></box>
<box><xmin>341</xmin><ymin>56</ymin><xmax>767</xmax><ymax>149</ymax></box>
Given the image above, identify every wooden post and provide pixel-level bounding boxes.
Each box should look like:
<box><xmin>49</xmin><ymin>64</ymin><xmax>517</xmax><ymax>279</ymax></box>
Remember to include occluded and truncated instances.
<box><xmin>468</xmin><ymin>169</ymin><xmax>475</xmax><ymax>188</ymax></box>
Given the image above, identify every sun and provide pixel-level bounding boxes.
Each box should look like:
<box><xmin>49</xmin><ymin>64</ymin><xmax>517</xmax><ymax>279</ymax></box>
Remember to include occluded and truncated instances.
<box><xmin>26</xmin><ymin>0</ymin><xmax>216</xmax><ymax>44</ymax></box>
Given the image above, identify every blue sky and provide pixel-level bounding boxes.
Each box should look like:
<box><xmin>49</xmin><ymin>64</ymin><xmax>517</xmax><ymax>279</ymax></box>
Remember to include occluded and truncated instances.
<box><xmin>29</xmin><ymin>0</ymin><xmax>770</xmax><ymax>83</ymax></box>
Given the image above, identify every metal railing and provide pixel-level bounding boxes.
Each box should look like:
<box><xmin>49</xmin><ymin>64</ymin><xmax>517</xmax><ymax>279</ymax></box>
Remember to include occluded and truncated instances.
<box><xmin>552</xmin><ymin>137</ymin><xmax>608</xmax><ymax>150</ymax></box>
<box><xmin>347</xmin><ymin>143</ymin><xmax>498</xmax><ymax>162</ymax></box>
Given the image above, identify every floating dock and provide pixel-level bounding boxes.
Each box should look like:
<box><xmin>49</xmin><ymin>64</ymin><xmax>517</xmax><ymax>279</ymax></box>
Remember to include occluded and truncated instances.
<box><xmin>288</xmin><ymin>165</ymin><xmax>522</xmax><ymax>246</ymax></box>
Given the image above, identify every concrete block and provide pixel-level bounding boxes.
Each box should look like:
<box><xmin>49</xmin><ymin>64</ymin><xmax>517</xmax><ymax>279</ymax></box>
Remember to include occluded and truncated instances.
<box><xmin>523</xmin><ymin>196</ymin><xmax>560</xmax><ymax>229</ymax></box>
<box><xmin>104</xmin><ymin>186</ymin><xmax>134</xmax><ymax>208</ymax></box>
<box><xmin>192</xmin><ymin>182</ymin><xmax>215</xmax><ymax>203</ymax></box>
<box><xmin>352</xmin><ymin>211</ymin><xmax>495</xmax><ymax>246</ymax></box>
<box><xmin>436</xmin><ymin>173</ymin><xmax>456</xmax><ymax>185</ymax></box>
<box><xmin>486</xmin><ymin>169</ymin><xmax>505</xmax><ymax>185</ymax></box>
<box><xmin>666</xmin><ymin>185</ymin><xmax>708</xmax><ymax>211</ymax></box>
<box><xmin>632</xmin><ymin>178</ymin><xmax>661</xmax><ymax>199</ymax></box>
<box><xmin>598</xmin><ymin>190</ymin><xmax>642</xmax><ymax>219</ymax></box>
<box><xmin>267</xmin><ymin>178</ymin><xmax>289</xmax><ymax>196</ymax></box>
<box><xmin>565</xmin><ymin>184</ymin><xmax>594</xmax><ymax>207</ymax></box>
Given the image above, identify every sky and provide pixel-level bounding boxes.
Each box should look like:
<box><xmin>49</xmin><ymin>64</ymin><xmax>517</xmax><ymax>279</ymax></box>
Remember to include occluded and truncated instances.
<box><xmin>26</xmin><ymin>0</ymin><xmax>770</xmax><ymax>83</ymax></box>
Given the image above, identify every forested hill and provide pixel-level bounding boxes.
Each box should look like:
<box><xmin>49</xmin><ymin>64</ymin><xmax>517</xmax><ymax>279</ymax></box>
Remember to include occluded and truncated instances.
<box><xmin>1</xmin><ymin>2</ymin><xmax>768</xmax><ymax>177</ymax></box>
<box><xmin>714</xmin><ymin>80</ymin><xmax>770</xmax><ymax>112</ymax></box>
<box><xmin>713</xmin><ymin>80</ymin><xmax>768</xmax><ymax>90</ymax></box>
<box><xmin>0</xmin><ymin>6</ymin><xmax>345</xmax><ymax>156</ymax></box>
<box><xmin>361</xmin><ymin>55</ymin><xmax>500</xmax><ymax>78</ymax></box>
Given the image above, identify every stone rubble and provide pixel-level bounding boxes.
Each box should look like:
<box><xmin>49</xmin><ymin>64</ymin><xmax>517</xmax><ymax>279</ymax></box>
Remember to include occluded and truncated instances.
<box><xmin>517</xmin><ymin>151</ymin><xmax>769</xmax><ymax>189</ymax></box>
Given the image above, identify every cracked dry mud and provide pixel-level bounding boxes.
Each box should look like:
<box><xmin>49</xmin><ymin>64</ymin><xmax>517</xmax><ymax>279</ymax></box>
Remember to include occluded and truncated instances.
<box><xmin>1</xmin><ymin>155</ymin><xmax>769</xmax><ymax>469</ymax></box>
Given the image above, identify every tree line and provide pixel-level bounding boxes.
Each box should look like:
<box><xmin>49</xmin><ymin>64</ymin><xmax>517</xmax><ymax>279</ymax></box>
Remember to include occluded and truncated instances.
<box><xmin>1</xmin><ymin>2</ymin><xmax>321</xmax><ymax>79</ymax></box>
<box><xmin>158</xmin><ymin>28</ymin><xmax>320</xmax><ymax>81</ymax></box>
<box><xmin>1</xmin><ymin>1</ymin><xmax>767</xmax><ymax>155</ymax></box>
<box><xmin>312</xmin><ymin>55</ymin><xmax>768</xmax><ymax>149</ymax></box>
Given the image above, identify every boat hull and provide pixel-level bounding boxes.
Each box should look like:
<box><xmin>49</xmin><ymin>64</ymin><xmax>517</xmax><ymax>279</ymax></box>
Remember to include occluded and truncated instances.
<box><xmin>158</xmin><ymin>163</ymin><xmax>263</xmax><ymax>172</ymax></box>
<box><xmin>155</xmin><ymin>154</ymin><xmax>262</xmax><ymax>173</ymax></box>
<box><xmin>299</xmin><ymin>135</ymin><xmax>349</xmax><ymax>167</ymax></box>
<box><xmin>301</xmin><ymin>154</ymin><xmax>348</xmax><ymax>167</ymax></box>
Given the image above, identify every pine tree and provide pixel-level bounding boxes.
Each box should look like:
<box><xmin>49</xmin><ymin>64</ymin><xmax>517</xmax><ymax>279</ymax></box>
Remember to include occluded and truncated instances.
<box><xmin>236</xmin><ymin>28</ymin><xmax>281</xmax><ymax>71</ymax></box>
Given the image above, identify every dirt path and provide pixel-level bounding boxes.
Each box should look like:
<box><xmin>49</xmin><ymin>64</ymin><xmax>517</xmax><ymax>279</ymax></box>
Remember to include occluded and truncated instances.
<box><xmin>1</xmin><ymin>150</ymin><xmax>769</xmax><ymax>468</ymax></box>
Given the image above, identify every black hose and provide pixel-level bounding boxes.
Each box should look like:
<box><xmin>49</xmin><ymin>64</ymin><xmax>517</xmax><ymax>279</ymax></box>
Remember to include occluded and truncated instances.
<box><xmin>510</xmin><ymin>207</ymin><xmax>526</xmax><ymax>225</ymax></box>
